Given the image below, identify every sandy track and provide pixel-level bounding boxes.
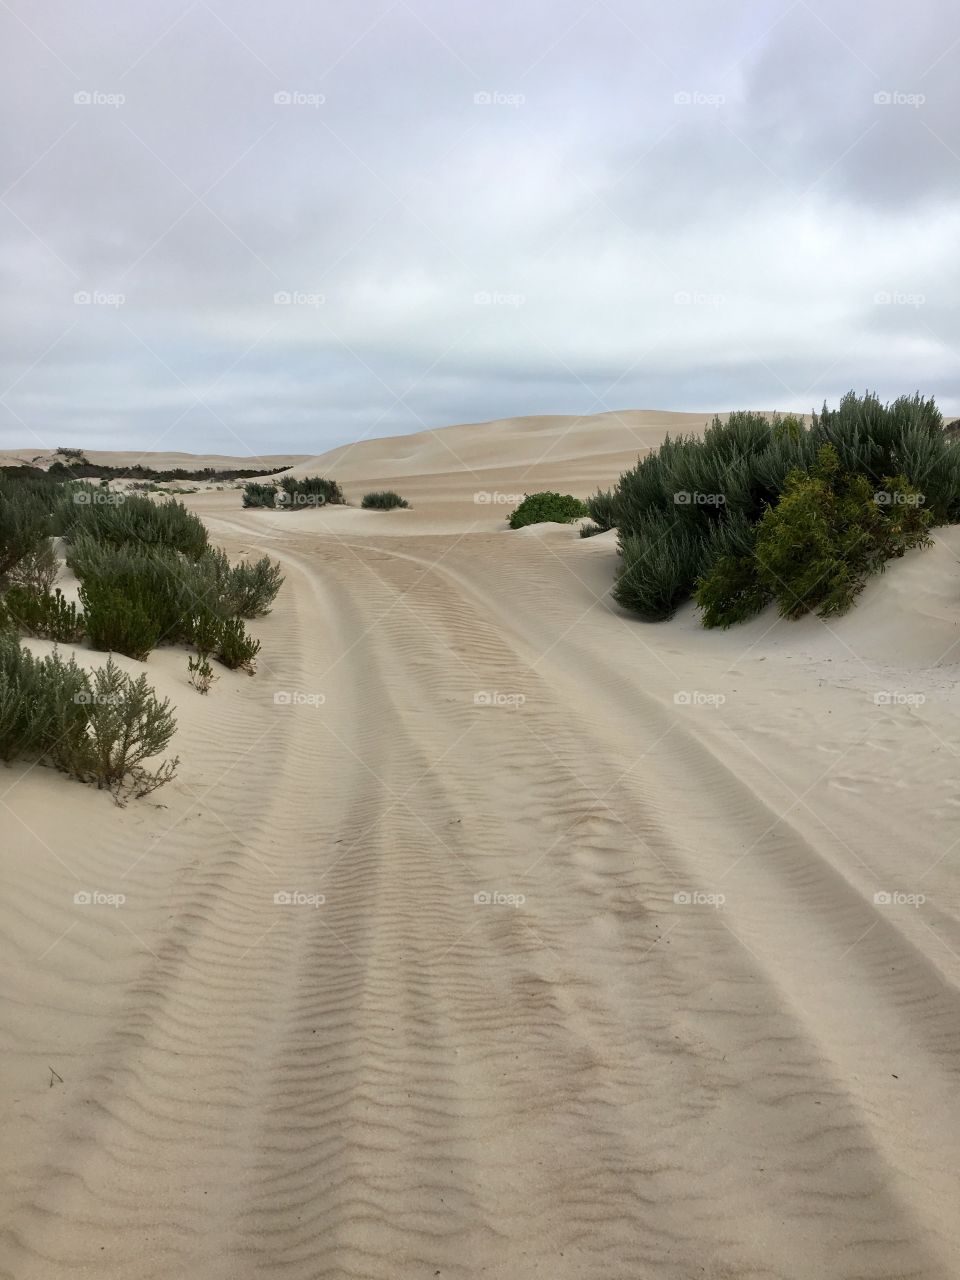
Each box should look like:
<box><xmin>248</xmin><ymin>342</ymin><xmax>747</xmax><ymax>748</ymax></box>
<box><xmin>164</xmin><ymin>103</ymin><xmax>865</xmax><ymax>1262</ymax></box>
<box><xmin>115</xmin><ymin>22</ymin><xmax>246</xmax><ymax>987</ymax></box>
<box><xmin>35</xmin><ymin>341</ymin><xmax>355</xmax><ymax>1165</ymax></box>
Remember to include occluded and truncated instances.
<box><xmin>3</xmin><ymin>478</ymin><xmax>960</xmax><ymax>1278</ymax></box>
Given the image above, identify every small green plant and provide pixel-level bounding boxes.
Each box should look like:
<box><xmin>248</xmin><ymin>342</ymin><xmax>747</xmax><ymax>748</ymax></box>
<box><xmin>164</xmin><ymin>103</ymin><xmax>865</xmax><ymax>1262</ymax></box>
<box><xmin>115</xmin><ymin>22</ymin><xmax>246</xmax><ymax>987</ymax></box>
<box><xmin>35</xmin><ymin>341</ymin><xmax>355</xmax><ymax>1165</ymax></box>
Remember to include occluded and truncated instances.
<box><xmin>508</xmin><ymin>492</ymin><xmax>589</xmax><ymax>529</ymax></box>
<box><xmin>6</xmin><ymin>540</ymin><xmax>59</xmax><ymax>594</ymax></box>
<box><xmin>0</xmin><ymin>586</ymin><xmax>85</xmax><ymax>643</ymax></box>
<box><xmin>188</xmin><ymin>652</ymin><xmax>215</xmax><ymax>694</ymax></box>
<box><xmin>585</xmin><ymin>488</ymin><xmax>618</xmax><ymax>532</ymax></box>
<box><xmin>211</xmin><ymin>616</ymin><xmax>260</xmax><ymax>671</ymax></box>
<box><xmin>361</xmin><ymin>490</ymin><xmax>409</xmax><ymax>509</ymax></box>
<box><xmin>0</xmin><ymin>638</ymin><xmax>178</xmax><ymax>803</ymax></box>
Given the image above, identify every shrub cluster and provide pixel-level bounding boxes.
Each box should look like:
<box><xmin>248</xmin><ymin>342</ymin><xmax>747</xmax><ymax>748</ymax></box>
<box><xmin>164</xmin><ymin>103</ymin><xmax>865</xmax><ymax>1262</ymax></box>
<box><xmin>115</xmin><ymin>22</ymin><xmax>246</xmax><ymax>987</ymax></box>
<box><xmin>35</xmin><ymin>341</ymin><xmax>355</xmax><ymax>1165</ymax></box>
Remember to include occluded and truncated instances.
<box><xmin>60</xmin><ymin>488</ymin><xmax>209</xmax><ymax>559</ymax></box>
<box><xmin>0</xmin><ymin>636</ymin><xmax>178</xmax><ymax>803</ymax></box>
<box><xmin>69</xmin><ymin>537</ymin><xmax>279</xmax><ymax>667</ymax></box>
<box><xmin>0</xmin><ymin>586</ymin><xmax>84</xmax><ymax>643</ymax></box>
<box><xmin>508</xmin><ymin>492</ymin><xmax>589</xmax><ymax>529</ymax></box>
<box><xmin>243</xmin><ymin>475</ymin><xmax>345</xmax><ymax>510</ymax></box>
<box><xmin>361</xmin><ymin>490</ymin><xmax>409</xmax><ymax>509</ymax></box>
<box><xmin>607</xmin><ymin>392</ymin><xmax>959</xmax><ymax>624</ymax></box>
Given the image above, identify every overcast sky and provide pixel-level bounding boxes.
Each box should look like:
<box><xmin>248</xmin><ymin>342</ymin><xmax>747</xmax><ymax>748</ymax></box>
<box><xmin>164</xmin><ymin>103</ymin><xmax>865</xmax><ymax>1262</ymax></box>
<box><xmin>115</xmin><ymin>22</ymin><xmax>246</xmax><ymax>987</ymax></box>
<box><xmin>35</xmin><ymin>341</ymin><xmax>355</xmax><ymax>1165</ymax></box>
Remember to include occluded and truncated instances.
<box><xmin>1</xmin><ymin>0</ymin><xmax>958</xmax><ymax>456</ymax></box>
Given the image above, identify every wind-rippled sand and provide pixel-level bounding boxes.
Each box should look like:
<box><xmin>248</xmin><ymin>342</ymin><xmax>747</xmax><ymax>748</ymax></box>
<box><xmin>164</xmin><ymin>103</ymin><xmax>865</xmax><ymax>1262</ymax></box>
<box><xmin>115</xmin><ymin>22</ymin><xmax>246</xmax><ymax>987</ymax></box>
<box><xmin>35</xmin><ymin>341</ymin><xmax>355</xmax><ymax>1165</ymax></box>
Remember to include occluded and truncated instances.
<box><xmin>2</xmin><ymin>410</ymin><xmax>959</xmax><ymax>1278</ymax></box>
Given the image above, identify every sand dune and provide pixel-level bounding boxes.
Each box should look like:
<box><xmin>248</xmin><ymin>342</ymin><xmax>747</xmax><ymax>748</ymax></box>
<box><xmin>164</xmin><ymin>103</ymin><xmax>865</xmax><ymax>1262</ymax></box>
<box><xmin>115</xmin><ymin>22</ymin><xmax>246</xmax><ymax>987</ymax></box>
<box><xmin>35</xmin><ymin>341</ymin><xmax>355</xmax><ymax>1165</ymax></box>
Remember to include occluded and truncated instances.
<box><xmin>2</xmin><ymin>411</ymin><xmax>960</xmax><ymax>1279</ymax></box>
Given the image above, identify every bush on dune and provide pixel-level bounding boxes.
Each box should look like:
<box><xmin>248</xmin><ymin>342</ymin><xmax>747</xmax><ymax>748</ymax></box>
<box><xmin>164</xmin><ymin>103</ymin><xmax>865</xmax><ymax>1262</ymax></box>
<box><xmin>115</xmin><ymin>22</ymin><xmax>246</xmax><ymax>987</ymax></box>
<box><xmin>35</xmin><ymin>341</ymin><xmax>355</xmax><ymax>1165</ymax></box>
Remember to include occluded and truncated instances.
<box><xmin>60</xmin><ymin>489</ymin><xmax>209</xmax><ymax>559</ymax></box>
<box><xmin>605</xmin><ymin>392</ymin><xmax>958</xmax><ymax>626</ymax></box>
<box><xmin>508</xmin><ymin>492</ymin><xmax>589</xmax><ymax>529</ymax></box>
<box><xmin>361</xmin><ymin>490</ymin><xmax>409</xmax><ymax>509</ymax></box>
<box><xmin>0</xmin><ymin>477</ymin><xmax>52</xmax><ymax>582</ymax></box>
<box><xmin>0</xmin><ymin>585</ymin><xmax>85</xmax><ymax>644</ymax></box>
<box><xmin>0</xmin><ymin>636</ymin><xmax>178</xmax><ymax>802</ymax></box>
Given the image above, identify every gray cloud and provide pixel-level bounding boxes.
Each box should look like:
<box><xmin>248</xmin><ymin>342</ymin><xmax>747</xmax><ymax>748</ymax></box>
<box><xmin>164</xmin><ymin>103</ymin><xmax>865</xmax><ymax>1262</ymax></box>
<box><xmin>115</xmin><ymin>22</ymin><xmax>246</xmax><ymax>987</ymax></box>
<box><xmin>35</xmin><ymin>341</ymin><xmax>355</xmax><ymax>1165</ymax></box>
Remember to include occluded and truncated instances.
<box><xmin>2</xmin><ymin>0</ymin><xmax>959</xmax><ymax>455</ymax></box>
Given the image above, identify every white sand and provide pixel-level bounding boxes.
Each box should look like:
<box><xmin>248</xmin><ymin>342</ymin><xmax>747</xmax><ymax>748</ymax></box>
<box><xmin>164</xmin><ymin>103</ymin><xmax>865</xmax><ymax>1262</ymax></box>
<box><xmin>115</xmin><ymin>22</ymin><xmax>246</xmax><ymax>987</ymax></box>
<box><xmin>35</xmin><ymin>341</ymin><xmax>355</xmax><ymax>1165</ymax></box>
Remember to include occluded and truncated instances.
<box><xmin>2</xmin><ymin>408</ymin><xmax>959</xmax><ymax>1279</ymax></box>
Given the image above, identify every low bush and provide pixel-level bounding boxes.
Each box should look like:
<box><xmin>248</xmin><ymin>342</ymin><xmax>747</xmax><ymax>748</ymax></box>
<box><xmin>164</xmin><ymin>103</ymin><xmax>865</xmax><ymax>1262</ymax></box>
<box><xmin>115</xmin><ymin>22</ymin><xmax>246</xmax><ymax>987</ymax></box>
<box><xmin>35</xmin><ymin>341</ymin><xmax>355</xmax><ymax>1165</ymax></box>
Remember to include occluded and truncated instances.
<box><xmin>277</xmin><ymin>475</ymin><xmax>344</xmax><ymax>509</ymax></box>
<box><xmin>242</xmin><ymin>482</ymin><xmax>277</xmax><ymax>508</ymax></box>
<box><xmin>81</xmin><ymin>582</ymin><xmax>161</xmax><ymax>660</ymax></box>
<box><xmin>361</xmin><ymin>490</ymin><xmax>409</xmax><ymax>509</ymax></box>
<box><xmin>0</xmin><ymin>586</ymin><xmax>85</xmax><ymax>643</ymax></box>
<box><xmin>209</xmin><ymin>616</ymin><xmax>260</xmax><ymax>670</ymax></box>
<box><xmin>586</xmin><ymin>488</ymin><xmax>618</xmax><ymax>532</ymax></box>
<box><xmin>60</xmin><ymin>489</ymin><xmax>208</xmax><ymax>559</ymax></box>
<box><xmin>605</xmin><ymin>392</ymin><xmax>958</xmax><ymax>624</ymax></box>
<box><xmin>6</xmin><ymin>540</ymin><xmax>59</xmax><ymax>594</ymax></box>
<box><xmin>508</xmin><ymin>492</ymin><xmax>589</xmax><ymax>529</ymax></box>
<box><xmin>0</xmin><ymin>476</ymin><xmax>53</xmax><ymax>582</ymax></box>
<box><xmin>0</xmin><ymin>637</ymin><xmax>178</xmax><ymax>802</ymax></box>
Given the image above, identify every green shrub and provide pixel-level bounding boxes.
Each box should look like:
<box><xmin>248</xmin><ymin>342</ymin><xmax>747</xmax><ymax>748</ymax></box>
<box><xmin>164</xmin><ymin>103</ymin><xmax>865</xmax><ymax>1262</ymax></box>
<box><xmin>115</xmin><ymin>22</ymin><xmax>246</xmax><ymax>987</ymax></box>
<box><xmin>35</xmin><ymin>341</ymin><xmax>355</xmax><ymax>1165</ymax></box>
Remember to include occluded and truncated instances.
<box><xmin>361</xmin><ymin>490</ymin><xmax>409</xmax><ymax>509</ymax></box>
<box><xmin>607</xmin><ymin>393</ymin><xmax>956</xmax><ymax>625</ymax></box>
<box><xmin>76</xmin><ymin>659</ymin><xmax>179</xmax><ymax>800</ymax></box>
<box><xmin>60</xmin><ymin>489</ymin><xmax>208</xmax><ymax>559</ymax></box>
<box><xmin>754</xmin><ymin>448</ymin><xmax>932</xmax><ymax>619</ymax></box>
<box><xmin>508</xmin><ymin>492</ymin><xmax>589</xmax><ymax>529</ymax></box>
<box><xmin>80</xmin><ymin>582</ymin><xmax>161</xmax><ymax>660</ymax></box>
<box><xmin>0</xmin><ymin>477</ymin><xmax>52</xmax><ymax>581</ymax></box>
<box><xmin>613</xmin><ymin>517</ymin><xmax>707</xmax><ymax>620</ymax></box>
<box><xmin>210</xmin><ymin>616</ymin><xmax>260</xmax><ymax>670</ymax></box>
<box><xmin>0</xmin><ymin>586</ymin><xmax>85</xmax><ymax>643</ymax></box>
<box><xmin>0</xmin><ymin>639</ymin><xmax>176</xmax><ymax>802</ymax></box>
<box><xmin>586</xmin><ymin>488</ymin><xmax>618</xmax><ymax>532</ymax></box>
<box><xmin>242</xmin><ymin>482</ymin><xmax>277</xmax><ymax>508</ymax></box>
<box><xmin>276</xmin><ymin>475</ymin><xmax>344</xmax><ymax>510</ymax></box>
<box><xmin>579</xmin><ymin>523</ymin><xmax>606</xmax><ymax>538</ymax></box>
<box><xmin>6</xmin><ymin>540</ymin><xmax>58</xmax><ymax>594</ymax></box>
<box><xmin>196</xmin><ymin>549</ymin><xmax>283</xmax><ymax>618</ymax></box>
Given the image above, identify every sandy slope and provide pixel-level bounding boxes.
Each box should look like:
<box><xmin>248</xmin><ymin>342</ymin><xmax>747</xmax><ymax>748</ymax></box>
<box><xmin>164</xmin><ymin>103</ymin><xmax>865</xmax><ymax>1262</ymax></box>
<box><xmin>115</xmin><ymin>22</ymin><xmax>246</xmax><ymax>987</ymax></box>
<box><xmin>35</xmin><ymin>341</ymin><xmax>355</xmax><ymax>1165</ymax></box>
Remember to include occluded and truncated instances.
<box><xmin>2</xmin><ymin>411</ymin><xmax>960</xmax><ymax>1279</ymax></box>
